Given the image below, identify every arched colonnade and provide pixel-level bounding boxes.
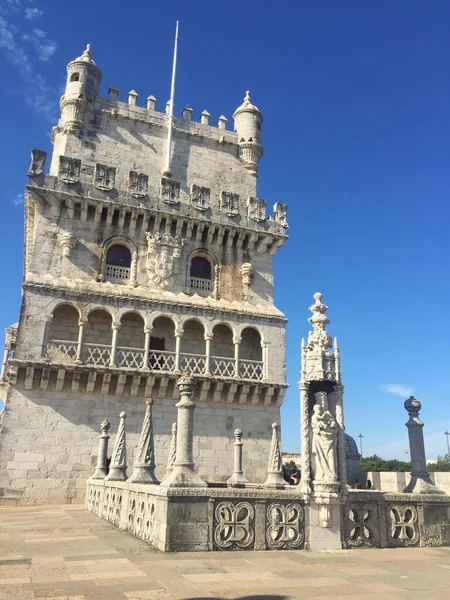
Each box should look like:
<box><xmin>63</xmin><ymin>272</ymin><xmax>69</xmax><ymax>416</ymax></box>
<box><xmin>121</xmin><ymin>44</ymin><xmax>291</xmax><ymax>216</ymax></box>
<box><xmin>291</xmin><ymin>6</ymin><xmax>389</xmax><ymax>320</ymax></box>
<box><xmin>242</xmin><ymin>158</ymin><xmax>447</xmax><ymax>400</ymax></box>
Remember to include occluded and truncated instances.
<box><xmin>45</xmin><ymin>303</ymin><xmax>267</xmax><ymax>381</ymax></box>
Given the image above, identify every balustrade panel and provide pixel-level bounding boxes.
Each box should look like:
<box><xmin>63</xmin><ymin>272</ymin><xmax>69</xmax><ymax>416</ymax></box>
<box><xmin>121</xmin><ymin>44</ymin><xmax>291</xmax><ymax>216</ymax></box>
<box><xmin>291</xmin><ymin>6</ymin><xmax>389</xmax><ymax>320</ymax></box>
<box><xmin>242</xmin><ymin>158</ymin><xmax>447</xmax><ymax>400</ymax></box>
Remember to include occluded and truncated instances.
<box><xmin>116</xmin><ymin>347</ymin><xmax>145</xmax><ymax>369</ymax></box>
<box><xmin>84</xmin><ymin>343</ymin><xmax>111</xmax><ymax>366</ymax></box>
<box><xmin>239</xmin><ymin>359</ymin><xmax>264</xmax><ymax>381</ymax></box>
<box><xmin>180</xmin><ymin>352</ymin><xmax>207</xmax><ymax>375</ymax></box>
<box><xmin>46</xmin><ymin>340</ymin><xmax>78</xmax><ymax>363</ymax></box>
<box><xmin>148</xmin><ymin>350</ymin><xmax>176</xmax><ymax>372</ymax></box>
<box><xmin>211</xmin><ymin>356</ymin><xmax>236</xmax><ymax>378</ymax></box>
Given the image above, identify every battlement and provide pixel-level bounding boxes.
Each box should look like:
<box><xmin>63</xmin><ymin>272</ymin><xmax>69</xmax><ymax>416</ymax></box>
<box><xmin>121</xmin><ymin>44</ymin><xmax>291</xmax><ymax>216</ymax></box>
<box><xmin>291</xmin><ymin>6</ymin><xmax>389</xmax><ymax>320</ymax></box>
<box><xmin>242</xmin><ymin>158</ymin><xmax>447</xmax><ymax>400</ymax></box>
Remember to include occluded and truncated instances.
<box><xmin>95</xmin><ymin>90</ymin><xmax>237</xmax><ymax>143</ymax></box>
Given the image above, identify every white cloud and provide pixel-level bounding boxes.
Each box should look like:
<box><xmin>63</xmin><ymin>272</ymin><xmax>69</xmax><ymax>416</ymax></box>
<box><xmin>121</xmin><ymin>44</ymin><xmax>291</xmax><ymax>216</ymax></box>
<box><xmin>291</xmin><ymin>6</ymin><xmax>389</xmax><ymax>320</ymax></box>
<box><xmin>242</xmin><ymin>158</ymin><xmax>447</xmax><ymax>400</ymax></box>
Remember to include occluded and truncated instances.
<box><xmin>22</xmin><ymin>28</ymin><xmax>57</xmax><ymax>61</ymax></box>
<box><xmin>381</xmin><ymin>384</ymin><xmax>414</xmax><ymax>398</ymax></box>
<box><xmin>12</xmin><ymin>193</ymin><xmax>23</xmax><ymax>206</ymax></box>
<box><xmin>0</xmin><ymin>15</ymin><xmax>57</xmax><ymax>120</ymax></box>
<box><xmin>24</xmin><ymin>7</ymin><xmax>42</xmax><ymax>20</ymax></box>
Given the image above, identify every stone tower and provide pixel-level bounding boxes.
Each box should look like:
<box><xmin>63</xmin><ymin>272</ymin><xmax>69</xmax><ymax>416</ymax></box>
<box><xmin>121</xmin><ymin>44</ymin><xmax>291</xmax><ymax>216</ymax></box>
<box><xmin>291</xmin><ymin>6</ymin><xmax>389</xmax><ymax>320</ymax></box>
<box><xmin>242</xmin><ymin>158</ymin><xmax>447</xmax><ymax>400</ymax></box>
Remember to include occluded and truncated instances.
<box><xmin>0</xmin><ymin>45</ymin><xmax>288</xmax><ymax>505</ymax></box>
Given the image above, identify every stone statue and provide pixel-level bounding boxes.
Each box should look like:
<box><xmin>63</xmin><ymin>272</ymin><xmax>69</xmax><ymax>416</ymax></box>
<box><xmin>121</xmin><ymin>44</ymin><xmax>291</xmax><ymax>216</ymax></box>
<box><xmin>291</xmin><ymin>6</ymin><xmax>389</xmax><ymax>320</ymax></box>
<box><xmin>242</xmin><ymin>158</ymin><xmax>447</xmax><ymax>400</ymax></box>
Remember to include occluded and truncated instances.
<box><xmin>311</xmin><ymin>404</ymin><xmax>338</xmax><ymax>482</ymax></box>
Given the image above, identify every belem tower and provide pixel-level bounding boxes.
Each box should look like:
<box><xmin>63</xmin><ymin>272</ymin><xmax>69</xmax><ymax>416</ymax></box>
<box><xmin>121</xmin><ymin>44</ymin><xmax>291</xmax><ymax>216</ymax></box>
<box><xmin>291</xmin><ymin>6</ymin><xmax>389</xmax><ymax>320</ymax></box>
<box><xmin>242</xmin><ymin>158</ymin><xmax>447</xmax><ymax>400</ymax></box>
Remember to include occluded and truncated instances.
<box><xmin>0</xmin><ymin>44</ymin><xmax>289</xmax><ymax>505</ymax></box>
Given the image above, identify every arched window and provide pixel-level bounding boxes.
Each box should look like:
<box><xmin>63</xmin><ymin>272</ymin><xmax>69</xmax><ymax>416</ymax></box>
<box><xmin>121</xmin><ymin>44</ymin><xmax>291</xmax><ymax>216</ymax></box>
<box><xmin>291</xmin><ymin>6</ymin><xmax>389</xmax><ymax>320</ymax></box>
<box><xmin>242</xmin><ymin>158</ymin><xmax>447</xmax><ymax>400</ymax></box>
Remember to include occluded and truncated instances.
<box><xmin>105</xmin><ymin>244</ymin><xmax>131</xmax><ymax>282</ymax></box>
<box><xmin>70</xmin><ymin>72</ymin><xmax>80</xmax><ymax>82</ymax></box>
<box><xmin>190</xmin><ymin>256</ymin><xmax>212</xmax><ymax>292</ymax></box>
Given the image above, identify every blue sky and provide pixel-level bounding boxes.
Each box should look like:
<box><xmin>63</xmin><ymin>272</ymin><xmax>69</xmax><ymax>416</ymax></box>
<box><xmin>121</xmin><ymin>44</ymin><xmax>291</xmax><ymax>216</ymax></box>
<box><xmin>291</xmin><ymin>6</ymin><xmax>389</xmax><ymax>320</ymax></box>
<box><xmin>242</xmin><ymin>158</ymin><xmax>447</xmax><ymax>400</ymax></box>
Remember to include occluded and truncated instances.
<box><xmin>0</xmin><ymin>0</ymin><xmax>449</xmax><ymax>460</ymax></box>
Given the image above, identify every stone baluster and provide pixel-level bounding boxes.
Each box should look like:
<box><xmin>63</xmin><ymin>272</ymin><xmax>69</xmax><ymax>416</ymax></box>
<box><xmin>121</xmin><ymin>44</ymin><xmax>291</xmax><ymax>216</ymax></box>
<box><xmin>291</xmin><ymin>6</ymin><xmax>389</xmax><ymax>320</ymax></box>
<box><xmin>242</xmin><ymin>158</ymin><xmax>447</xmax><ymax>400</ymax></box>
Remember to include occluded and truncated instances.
<box><xmin>109</xmin><ymin>322</ymin><xmax>120</xmax><ymax>368</ymax></box>
<box><xmin>233</xmin><ymin>337</ymin><xmax>241</xmax><ymax>378</ymax></box>
<box><xmin>226</xmin><ymin>428</ymin><xmax>248</xmax><ymax>487</ymax></box>
<box><xmin>403</xmin><ymin>397</ymin><xmax>443</xmax><ymax>494</ymax></box>
<box><xmin>91</xmin><ymin>419</ymin><xmax>111</xmax><ymax>479</ymax></box>
<box><xmin>128</xmin><ymin>398</ymin><xmax>159</xmax><ymax>484</ymax></box>
<box><xmin>143</xmin><ymin>326</ymin><xmax>152</xmax><ymax>370</ymax></box>
<box><xmin>174</xmin><ymin>329</ymin><xmax>183</xmax><ymax>373</ymax></box>
<box><xmin>333</xmin><ymin>384</ymin><xmax>347</xmax><ymax>490</ymax></box>
<box><xmin>166</xmin><ymin>422</ymin><xmax>177</xmax><ymax>473</ymax></box>
<box><xmin>299</xmin><ymin>382</ymin><xmax>311</xmax><ymax>493</ymax></box>
<box><xmin>75</xmin><ymin>319</ymin><xmax>85</xmax><ymax>365</ymax></box>
<box><xmin>105</xmin><ymin>412</ymin><xmax>128</xmax><ymax>481</ymax></box>
<box><xmin>204</xmin><ymin>334</ymin><xmax>212</xmax><ymax>375</ymax></box>
<box><xmin>161</xmin><ymin>372</ymin><xmax>207</xmax><ymax>488</ymax></box>
<box><xmin>264</xmin><ymin>423</ymin><xmax>286</xmax><ymax>488</ymax></box>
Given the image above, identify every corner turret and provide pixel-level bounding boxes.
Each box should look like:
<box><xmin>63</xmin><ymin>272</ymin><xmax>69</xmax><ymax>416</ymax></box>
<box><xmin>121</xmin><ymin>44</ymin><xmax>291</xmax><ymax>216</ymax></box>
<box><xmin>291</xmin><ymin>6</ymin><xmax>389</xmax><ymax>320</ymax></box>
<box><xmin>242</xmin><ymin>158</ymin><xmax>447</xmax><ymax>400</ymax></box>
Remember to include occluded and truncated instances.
<box><xmin>232</xmin><ymin>91</ymin><xmax>263</xmax><ymax>177</ymax></box>
<box><xmin>59</xmin><ymin>44</ymin><xmax>102</xmax><ymax>131</ymax></box>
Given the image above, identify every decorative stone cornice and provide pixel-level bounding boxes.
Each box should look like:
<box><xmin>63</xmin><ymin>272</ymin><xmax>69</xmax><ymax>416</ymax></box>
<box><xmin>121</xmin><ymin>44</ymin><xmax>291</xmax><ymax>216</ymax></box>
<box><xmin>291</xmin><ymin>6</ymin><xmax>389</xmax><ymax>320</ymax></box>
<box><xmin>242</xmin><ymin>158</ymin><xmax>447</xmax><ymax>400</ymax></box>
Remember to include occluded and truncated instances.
<box><xmin>21</xmin><ymin>281</ymin><xmax>288</xmax><ymax>325</ymax></box>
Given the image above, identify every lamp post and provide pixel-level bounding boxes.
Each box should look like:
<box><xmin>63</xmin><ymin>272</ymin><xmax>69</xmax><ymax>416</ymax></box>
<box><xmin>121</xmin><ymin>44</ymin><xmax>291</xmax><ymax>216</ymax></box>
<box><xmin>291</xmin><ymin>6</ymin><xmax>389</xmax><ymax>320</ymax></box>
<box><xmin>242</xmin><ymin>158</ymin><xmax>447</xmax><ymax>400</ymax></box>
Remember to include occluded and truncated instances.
<box><xmin>358</xmin><ymin>433</ymin><xmax>364</xmax><ymax>457</ymax></box>
<box><xmin>445</xmin><ymin>430</ymin><xmax>450</xmax><ymax>460</ymax></box>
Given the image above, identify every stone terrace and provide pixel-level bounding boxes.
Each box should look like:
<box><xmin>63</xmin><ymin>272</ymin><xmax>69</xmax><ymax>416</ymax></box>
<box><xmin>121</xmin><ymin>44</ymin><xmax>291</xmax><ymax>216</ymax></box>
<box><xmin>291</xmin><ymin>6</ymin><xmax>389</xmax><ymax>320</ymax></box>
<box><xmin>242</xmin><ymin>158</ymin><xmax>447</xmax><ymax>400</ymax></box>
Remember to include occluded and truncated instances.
<box><xmin>1</xmin><ymin>505</ymin><xmax>450</xmax><ymax>600</ymax></box>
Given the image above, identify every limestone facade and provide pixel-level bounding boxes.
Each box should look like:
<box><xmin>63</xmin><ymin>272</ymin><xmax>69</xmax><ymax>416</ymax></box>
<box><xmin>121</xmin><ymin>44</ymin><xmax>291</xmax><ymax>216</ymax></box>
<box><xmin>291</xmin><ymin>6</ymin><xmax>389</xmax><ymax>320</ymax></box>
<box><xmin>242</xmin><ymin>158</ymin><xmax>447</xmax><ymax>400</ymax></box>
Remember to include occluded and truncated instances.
<box><xmin>0</xmin><ymin>45</ymin><xmax>288</xmax><ymax>505</ymax></box>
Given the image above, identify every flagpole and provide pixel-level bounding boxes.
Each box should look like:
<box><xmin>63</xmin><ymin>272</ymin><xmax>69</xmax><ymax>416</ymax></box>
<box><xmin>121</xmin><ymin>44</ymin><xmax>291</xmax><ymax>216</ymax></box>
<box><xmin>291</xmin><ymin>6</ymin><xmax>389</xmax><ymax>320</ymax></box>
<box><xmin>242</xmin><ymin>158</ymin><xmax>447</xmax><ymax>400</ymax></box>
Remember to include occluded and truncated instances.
<box><xmin>163</xmin><ymin>21</ymin><xmax>179</xmax><ymax>177</ymax></box>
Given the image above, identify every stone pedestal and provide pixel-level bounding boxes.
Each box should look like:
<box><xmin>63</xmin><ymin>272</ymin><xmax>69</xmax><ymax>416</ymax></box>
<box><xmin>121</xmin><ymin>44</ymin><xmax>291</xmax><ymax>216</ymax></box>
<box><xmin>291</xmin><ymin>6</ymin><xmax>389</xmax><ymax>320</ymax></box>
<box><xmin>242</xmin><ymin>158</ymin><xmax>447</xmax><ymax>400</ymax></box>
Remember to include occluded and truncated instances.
<box><xmin>403</xmin><ymin>397</ymin><xmax>444</xmax><ymax>495</ymax></box>
<box><xmin>161</xmin><ymin>372</ymin><xmax>207</xmax><ymax>488</ymax></box>
<box><xmin>227</xmin><ymin>428</ymin><xmax>248</xmax><ymax>487</ymax></box>
<box><xmin>91</xmin><ymin>419</ymin><xmax>110</xmax><ymax>480</ymax></box>
<box><xmin>309</xmin><ymin>501</ymin><xmax>343</xmax><ymax>550</ymax></box>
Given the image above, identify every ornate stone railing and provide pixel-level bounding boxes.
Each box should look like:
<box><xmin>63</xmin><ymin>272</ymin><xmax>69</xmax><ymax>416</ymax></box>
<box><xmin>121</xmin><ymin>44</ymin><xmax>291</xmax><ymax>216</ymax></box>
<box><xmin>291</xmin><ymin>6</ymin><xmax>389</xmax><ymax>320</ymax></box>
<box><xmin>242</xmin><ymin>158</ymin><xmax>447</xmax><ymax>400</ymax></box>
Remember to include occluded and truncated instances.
<box><xmin>44</xmin><ymin>340</ymin><xmax>265</xmax><ymax>381</ymax></box>
<box><xmin>190</xmin><ymin>276</ymin><xmax>212</xmax><ymax>292</ymax></box>
<box><xmin>105</xmin><ymin>264</ymin><xmax>131</xmax><ymax>282</ymax></box>
<box><xmin>83</xmin><ymin>343</ymin><xmax>111</xmax><ymax>366</ymax></box>
<box><xmin>180</xmin><ymin>352</ymin><xmax>207</xmax><ymax>375</ymax></box>
<box><xmin>148</xmin><ymin>350</ymin><xmax>176</xmax><ymax>371</ymax></box>
<box><xmin>116</xmin><ymin>346</ymin><xmax>145</xmax><ymax>369</ymax></box>
<box><xmin>211</xmin><ymin>356</ymin><xmax>235</xmax><ymax>378</ymax></box>
<box><xmin>46</xmin><ymin>339</ymin><xmax>77</xmax><ymax>363</ymax></box>
<box><xmin>239</xmin><ymin>358</ymin><xmax>264</xmax><ymax>381</ymax></box>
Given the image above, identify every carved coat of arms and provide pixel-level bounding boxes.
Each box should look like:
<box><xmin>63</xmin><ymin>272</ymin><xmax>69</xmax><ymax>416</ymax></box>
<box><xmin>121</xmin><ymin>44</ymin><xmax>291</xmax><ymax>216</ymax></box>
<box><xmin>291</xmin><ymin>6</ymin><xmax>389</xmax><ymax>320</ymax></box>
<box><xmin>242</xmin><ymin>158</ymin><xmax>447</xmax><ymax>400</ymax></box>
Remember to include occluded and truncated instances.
<box><xmin>247</xmin><ymin>197</ymin><xmax>266</xmax><ymax>222</ymax></box>
<box><xmin>221</xmin><ymin>192</ymin><xmax>239</xmax><ymax>217</ymax></box>
<box><xmin>191</xmin><ymin>185</ymin><xmax>210</xmax><ymax>211</ymax></box>
<box><xmin>27</xmin><ymin>149</ymin><xmax>47</xmax><ymax>177</ymax></box>
<box><xmin>146</xmin><ymin>233</ymin><xmax>185</xmax><ymax>287</ymax></box>
<box><xmin>129</xmin><ymin>171</ymin><xmax>148</xmax><ymax>198</ymax></box>
<box><xmin>59</xmin><ymin>156</ymin><xmax>81</xmax><ymax>184</ymax></box>
<box><xmin>160</xmin><ymin>178</ymin><xmax>180</xmax><ymax>205</ymax></box>
<box><xmin>95</xmin><ymin>164</ymin><xmax>116</xmax><ymax>191</ymax></box>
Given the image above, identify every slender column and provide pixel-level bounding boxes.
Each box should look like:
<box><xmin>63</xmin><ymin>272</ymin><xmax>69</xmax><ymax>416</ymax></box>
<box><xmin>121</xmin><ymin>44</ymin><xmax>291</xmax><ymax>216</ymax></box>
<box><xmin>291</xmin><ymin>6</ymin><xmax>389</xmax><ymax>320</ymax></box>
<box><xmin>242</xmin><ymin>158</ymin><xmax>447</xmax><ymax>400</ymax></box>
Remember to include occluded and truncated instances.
<box><xmin>403</xmin><ymin>396</ymin><xmax>443</xmax><ymax>494</ymax></box>
<box><xmin>143</xmin><ymin>327</ymin><xmax>152</xmax><ymax>370</ymax></box>
<box><xmin>165</xmin><ymin>422</ymin><xmax>177</xmax><ymax>474</ymax></box>
<box><xmin>264</xmin><ymin>423</ymin><xmax>286</xmax><ymax>488</ymax></box>
<box><xmin>333</xmin><ymin>384</ymin><xmax>347</xmax><ymax>489</ymax></box>
<box><xmin>128</xmin><ymin>398</ymin><xmax>159</xmax><ymax>484</ymax></box>
<box><xmin>105</xmin><ymin>411</ymin><xmax>128</xmax><ymax>481</ymax></box>
<box><xmin>226</xmin><ymin>428</ymin><xmax>248</xmax><ymax>487</ymax></box>
<box><xmin>75</xmin><ymin>319</ymin><xmax>85</xmax><ymax>365</ymax></box>
<box><xmin>91</xmin><ymin>419</ymin><xmax>111</xmax><ymax>479</ymax></box>
<box><xmin>160</xmin><ymin>372</ymin><xmax>207</xmax><ymax>488</ymax></box>
<box><xmin>204</xmin><ymin>334</ymin><xmax>212</xmax><ymax>375</ymax></box>
<box><xmin>109</xmin><ymin>322</ymin><xmax>120</xmax><ymax>368</ymax></box>
<box><xmin>174</xmin><ymin>329</ymin><xmax>183</xmax><ymax>373</ymax></box>
<box><xmin>261</xmin><ymin>342</ymin><xmax>268</xmax><ymax>380</ymax></box>
<box><xmin>0</xmin><ymin>345</ymin><xmax>10</xmax><ymax>381</ymax></box>
<box><xmin>233</xmin><ymin>337</ymin><xmax>241</xmax><ymax>378</ymax></box>
<box><xmin>299</xmin><ymin>381</ymin><xmax>311</xmax><ymax>493</ymax></box>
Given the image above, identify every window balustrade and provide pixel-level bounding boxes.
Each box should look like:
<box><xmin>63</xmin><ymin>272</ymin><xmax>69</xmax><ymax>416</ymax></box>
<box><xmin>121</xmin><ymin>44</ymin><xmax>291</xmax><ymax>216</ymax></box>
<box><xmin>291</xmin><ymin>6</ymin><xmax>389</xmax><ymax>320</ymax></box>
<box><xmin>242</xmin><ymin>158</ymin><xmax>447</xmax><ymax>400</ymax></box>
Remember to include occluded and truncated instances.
<box><xmin>105</xmin><ymin>264</ymin><xmax>131</xmax><ymax>282</ymax></box>
<box><xmin>190</xmin><ymin>276</ymin><xmax>212</xmax><ymax>292</ymax></box>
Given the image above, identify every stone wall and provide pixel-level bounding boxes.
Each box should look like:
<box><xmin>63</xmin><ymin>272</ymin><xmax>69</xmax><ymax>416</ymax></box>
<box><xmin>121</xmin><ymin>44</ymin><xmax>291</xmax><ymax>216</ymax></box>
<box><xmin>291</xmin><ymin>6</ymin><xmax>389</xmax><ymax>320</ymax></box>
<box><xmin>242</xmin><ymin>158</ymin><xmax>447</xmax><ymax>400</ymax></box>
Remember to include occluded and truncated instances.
<box><xmin>0</xmin><ymin>385</ymin><xmax>279</xmax><ymax>505</ymax></box>
<box><xmin>362</xmin><ymin>471</ymin><xmax>450</xmax><ymax>495</ymax></box>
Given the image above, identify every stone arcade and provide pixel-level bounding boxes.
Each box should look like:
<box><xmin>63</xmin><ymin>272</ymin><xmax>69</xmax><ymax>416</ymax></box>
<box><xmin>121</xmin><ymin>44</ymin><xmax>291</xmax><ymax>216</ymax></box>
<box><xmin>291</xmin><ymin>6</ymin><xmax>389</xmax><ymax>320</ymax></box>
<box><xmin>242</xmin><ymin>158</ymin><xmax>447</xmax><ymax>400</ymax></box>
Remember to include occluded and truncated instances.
<box><xmin>0</xmin><ymin>45</ymin><xmax>289</xmax><ymax>505</ymax></box>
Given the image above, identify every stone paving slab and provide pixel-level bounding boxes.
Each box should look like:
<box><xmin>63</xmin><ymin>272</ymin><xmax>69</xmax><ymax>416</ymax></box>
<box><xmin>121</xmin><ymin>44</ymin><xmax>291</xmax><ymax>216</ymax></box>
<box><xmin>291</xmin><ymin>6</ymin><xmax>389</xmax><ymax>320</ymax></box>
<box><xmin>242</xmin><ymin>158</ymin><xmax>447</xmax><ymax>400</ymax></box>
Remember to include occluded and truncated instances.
<box><xmin>1</xmin><ymin>505</ymin><xmax>450</xmax><ymax>599</ymax></box>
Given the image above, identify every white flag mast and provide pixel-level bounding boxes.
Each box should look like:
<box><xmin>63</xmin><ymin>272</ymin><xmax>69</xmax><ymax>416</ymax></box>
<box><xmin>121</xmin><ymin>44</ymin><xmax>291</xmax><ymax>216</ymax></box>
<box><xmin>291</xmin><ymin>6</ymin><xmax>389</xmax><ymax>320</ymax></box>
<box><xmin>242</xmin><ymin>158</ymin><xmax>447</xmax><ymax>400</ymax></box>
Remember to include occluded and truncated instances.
<box><xmin>163</xmin><ymin>21</ymin><xmax>179</xmax><ymax>177</ymax></box>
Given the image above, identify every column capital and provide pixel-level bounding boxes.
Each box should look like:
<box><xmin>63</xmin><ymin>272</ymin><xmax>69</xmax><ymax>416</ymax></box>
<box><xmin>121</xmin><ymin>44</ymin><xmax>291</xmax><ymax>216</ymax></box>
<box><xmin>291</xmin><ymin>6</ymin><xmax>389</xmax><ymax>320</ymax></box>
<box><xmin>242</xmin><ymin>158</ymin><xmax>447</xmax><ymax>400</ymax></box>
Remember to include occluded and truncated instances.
<box><xmin>233</xmin><ymin>336</ymin><xmax>242</xmax><ymax>345</ymax></box>
<box><xmin>78</xmin><ymin>318</ymin><xmax>86</xmax><ymax>327</ymax></box>
<box><xmin>175</xmin><ymin>328</ymin><xmax>184</xmax><ymax>337</ymax></box>
<box><xmin>299</xmin><ymin>381</ymin><xmax>310</xmax><ymax>391</ymax></box>
<box><xmin>204</xmin><ymin>334</ymin><xmax>213</xmax><ymax>341</ymax></box>
<box><xmin>112</xmin><ymin>322</ymin><xmax>121</xmax><ymax>331</ymax></box>
<box><xmin>144</xmin><ymin>327</ymin><xmax>153</xmax><ymax>335</ymax></box>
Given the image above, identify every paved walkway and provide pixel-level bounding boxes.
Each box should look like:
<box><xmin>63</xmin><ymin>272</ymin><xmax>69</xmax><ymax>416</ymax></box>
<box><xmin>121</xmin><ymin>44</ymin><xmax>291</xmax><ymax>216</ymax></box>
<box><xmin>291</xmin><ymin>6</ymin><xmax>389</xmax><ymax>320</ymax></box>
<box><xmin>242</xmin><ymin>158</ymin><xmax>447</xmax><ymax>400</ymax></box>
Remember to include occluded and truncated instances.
<box><xmin>1</xmin><ymin>505</ymin><xmax>449</xmax><ymax>600</ymax></box>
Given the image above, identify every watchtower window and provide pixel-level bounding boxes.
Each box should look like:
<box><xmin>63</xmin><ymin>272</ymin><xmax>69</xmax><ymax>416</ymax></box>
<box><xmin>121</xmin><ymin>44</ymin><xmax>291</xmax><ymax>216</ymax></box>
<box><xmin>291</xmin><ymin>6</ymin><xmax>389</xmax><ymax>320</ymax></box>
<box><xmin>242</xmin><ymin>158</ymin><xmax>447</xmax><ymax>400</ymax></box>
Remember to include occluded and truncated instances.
<box><xmin>190</xmin><ymin>256</ymin><xmax>212</xmax><ymax>292</ymax></box>
<box><xmin>105</xmin><ymin>244</ymin><xmax>131</xmax><ymax>283</ymax></box>
<box><xmin>70</xmin><ymin>72</ymin><xmax>80</xmax><ymax>82</ymax></box>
